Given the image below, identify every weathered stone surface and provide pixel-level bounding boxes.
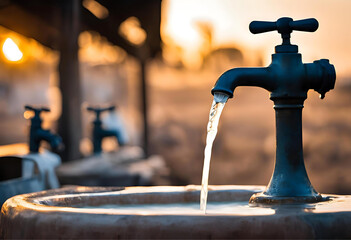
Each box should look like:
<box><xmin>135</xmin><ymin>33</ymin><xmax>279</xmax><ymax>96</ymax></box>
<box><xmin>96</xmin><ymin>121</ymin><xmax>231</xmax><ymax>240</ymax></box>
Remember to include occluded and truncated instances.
<box><xmin>1</xmin><ymin>185</ymin><xmax>351</xmax><ymax>239</ymax></box>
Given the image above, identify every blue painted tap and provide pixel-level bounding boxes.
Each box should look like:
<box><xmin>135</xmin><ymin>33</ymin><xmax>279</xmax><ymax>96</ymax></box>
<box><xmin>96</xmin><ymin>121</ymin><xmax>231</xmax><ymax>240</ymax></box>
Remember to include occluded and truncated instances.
<box><xmin>25</xmin><ymin>105</ymin><xmax>63</xmax><ymax>153</ymax></box>
<box><xmin>211</xmin><ymin>18</ymin><xmax>336</xmax><ymax>204</ymax></box>
<box><xmin>87</xmin><ymin>105</ymin><xmax>127</xmax><ymax>154</ymax></box>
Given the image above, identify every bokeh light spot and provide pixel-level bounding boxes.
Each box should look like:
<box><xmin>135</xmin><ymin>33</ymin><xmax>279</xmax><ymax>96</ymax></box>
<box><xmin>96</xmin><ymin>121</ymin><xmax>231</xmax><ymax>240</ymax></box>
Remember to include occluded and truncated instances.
<box><xmin>23</xmin><ymin>110</ymin><xmax>35</xmax><ymax>120</ymax></box>
<box><xmin>2</xmin><ymin>38</ymin><xmax>23</xmax><ymax>62</ymax></box>
<box><xmin>119</xmin><ymin>17</ymin><xmax>147</xmax><ymax>46</ymax></box>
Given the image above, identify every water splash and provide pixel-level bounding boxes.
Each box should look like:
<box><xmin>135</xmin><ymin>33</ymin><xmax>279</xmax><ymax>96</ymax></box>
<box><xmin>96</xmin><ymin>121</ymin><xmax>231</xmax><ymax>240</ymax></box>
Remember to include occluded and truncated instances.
<box><xmin>200</xmin><ymin>93</ymin><xmax>229</xmax><ymax>213</ymax></box>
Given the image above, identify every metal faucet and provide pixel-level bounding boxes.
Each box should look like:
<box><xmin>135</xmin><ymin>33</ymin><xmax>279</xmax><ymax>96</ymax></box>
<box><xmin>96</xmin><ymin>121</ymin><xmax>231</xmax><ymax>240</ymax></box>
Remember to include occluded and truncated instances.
<box><xmin>25</xmin><ymin>105</ymin><xmax>63</xmax><ymax>153</ymax></box>
<box><xmin>211</xmin><ymin>17</ymin><xmax>336</xmax><ymax>204</ymax></box>
<box><xmin>87</xmin><ymin>105</ymin><xmax>126</xmax><ymax>154</ymax></box>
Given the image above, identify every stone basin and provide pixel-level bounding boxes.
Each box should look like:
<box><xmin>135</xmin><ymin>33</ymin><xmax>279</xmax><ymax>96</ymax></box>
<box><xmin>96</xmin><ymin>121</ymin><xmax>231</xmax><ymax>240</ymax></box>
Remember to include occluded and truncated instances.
<box><xmin>1</xmin><ymin>185</ymin><xmax>351</xmax><ymax>239</ymax></box>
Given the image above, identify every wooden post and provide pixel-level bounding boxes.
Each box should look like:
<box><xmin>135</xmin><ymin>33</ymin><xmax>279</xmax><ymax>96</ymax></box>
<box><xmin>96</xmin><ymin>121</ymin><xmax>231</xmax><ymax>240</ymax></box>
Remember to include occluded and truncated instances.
<box><xmin>140</xmin><ymin>60</ymin><xmax>149</xmax><ymax>157</ymax></box>
<box><xmin>58</xmin><ymin>0</ymin><xmax>82</xmax><ymax>161</ymax></box>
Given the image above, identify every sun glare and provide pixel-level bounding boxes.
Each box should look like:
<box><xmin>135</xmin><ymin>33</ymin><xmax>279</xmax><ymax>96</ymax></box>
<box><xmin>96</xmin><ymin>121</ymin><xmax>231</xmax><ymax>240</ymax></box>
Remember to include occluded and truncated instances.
<box><xmin>2</xmin><ymin>38</ymin><xmax>23</xmax><ymax>62</ymax></box>
<box><xmin>162</xmin><ymin>0</ymin><xmax>351</xmax><ymax>75</ymax></box>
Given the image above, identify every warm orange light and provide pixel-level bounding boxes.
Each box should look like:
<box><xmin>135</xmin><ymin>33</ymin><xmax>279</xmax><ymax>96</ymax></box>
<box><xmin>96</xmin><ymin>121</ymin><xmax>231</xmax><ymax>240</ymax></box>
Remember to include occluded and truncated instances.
<box><xmin>83</xmin><ymin>0</ymin><xmax>109</xmax><ymax>20</ymax></box>
<box><xmin>119</xmin><ymin>17</ymin><xmax>147</xmax><ymax>46</ymax></box>
<box><xmin>78</xmin><ymin>31</ymin><xmax>127</xmax><ymax>64</ymax></box>
<box><xmin>0</xmin><ymin>143</ymin><xmax>29</xmax><ymax>156</ymax></box>
<box><xmin>23</xmin><ymin>110</ymin><xmax>35</xmax><ymax>120</ymax></box>
<box><xmin>2</xmin><ymin>38</ymin><xmax>23</xmax><ymax>62</ymax></box>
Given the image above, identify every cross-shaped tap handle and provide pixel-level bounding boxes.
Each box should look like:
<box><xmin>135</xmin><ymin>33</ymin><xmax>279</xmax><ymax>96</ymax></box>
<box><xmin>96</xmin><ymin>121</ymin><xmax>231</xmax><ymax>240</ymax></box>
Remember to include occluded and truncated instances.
<box><xmin>87</xmin><ymin>105</ymin><xmax>116</xmax><ymax>121</ymax></box>
<box><xmin>24</xmin><ymin>105</ymin><xmax>50</xmax><ymax>118</ymax></box>
<box><xmin>250</xmin><ymin>17</ymin><xmax>318</xmax><ymax>53</ymax></box>
<box><xmin>249</xmin><ymin>17</ymin><xmax>318</xmax><ymax>35</ymax></box>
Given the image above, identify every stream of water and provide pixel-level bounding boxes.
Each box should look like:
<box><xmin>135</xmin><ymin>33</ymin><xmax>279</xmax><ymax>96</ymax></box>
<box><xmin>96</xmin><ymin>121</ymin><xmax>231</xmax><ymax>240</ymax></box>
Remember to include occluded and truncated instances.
<box><xmin>200</xmin><ymin>93</ymin><xmax>229</xmax><ymax>213</ymax></box>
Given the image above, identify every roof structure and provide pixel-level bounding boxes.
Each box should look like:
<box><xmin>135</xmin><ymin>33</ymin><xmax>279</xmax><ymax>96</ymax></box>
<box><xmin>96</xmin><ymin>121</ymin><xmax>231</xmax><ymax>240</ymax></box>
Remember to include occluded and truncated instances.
<box><xmin>0</xmin><ymin>0</ymin><xmax>161</xmax><ymax>57</ymax></box>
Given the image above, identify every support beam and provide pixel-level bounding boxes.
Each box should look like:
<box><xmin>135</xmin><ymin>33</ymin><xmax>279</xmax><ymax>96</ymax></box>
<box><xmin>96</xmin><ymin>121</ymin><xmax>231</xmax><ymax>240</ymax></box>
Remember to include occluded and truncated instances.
<box><xmin>58</xmin><ymin>0</ymin><xmax>82</xmax><ymax>161</ymax></box>
<box><xmin>140</xmin><ymin>60</ymin><xmax>148</xmax><ymax>157</ymax></box>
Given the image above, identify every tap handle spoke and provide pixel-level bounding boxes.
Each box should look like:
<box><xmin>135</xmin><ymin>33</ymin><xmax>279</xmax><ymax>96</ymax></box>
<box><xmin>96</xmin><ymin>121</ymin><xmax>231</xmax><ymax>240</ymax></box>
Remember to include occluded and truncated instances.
<box><xmin>87</xmin><ymin>106</ymin><xmax>97</xmax><ymax>112</ymax></box>
<box><xmin>24</xmin><ymin>105</ymin><xmax>35</xmax><ymax>111</ymax></box>
<box><xmin>249</xmin><ymin>21</ymin><xmax>277</xmax><ymax>34</ymax></box>
<box><xmin>100</xmin><ymin>106</ymin><xmax>116</xmax><ymax>112</ymax></box>
<box><xmin>290</xmin><ymin>18</ymin><xmax>318</xmax><ymax>32</ymax></box>
<box><xmin>41</xmin><ymin>107</ymin><xmax>50</xmax><ymax>112</ymax></box>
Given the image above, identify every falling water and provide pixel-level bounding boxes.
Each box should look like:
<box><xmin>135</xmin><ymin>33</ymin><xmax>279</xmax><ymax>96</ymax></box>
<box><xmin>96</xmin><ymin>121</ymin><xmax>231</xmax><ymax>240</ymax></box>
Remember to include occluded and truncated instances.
<box><xmin>200</xmin><ymin>92</ymin><xmax>229</xmax><ymax>213</ymax></box>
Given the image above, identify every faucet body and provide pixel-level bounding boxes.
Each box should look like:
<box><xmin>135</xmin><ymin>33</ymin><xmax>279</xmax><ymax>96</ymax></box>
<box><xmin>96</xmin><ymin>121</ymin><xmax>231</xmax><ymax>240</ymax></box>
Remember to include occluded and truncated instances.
<box><xmin>92</xmin><ymin>120</ymin><xmax>123</xmax><ymax>154</ymax></box>
<box><xmin>25</xmin><ymin>106</ymin><xmax>63</xmax><ymax>153</ymax></box>
<box><xmin>211</xmin><ymin>18</ymin><xmax>336</xmax><ymax>204</ymax></box>
<box><xmin>212</xmin><ymin>54</ymin><xmax>334</xmax><ymax>101</ymax></box>
<box><xmin>87</xmin><ymin>106</ymin><xmax>126</xmax><ymax>154</ymax></box>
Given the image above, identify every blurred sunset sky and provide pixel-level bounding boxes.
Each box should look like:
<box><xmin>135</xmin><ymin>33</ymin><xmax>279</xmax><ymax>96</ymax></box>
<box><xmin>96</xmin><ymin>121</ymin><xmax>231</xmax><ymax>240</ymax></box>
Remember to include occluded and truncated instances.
<box><xmin>162</xmin><ymin>0</ymin><xmax>351</xmax><ymax>77</ymax></box>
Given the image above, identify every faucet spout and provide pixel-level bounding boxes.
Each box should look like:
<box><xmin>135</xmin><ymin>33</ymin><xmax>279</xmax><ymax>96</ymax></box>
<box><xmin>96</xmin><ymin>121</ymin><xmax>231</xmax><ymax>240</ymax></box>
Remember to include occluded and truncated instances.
<box><xmin>100</xmin><ymin>129</ymin><xmax>118</xmax><ymax>138</ymax></box>
<box><xmin>211</xmin><ymin>67</ymin><xmax>275</xmax><ymax>98</ymax></box>
<box><xmin>99</xmin><ymin>129</ymin><xmax>126</xmax><ymax>146</ymax></box>
<box><xmin>92</xmin><ymin>128</ymin><xmax>124</xmax><ymax>154</ymax></box>
<box><xmin>35</xmin><ymin>129</ymin><xmax>63</xmax><ymax>151</ymax></box>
